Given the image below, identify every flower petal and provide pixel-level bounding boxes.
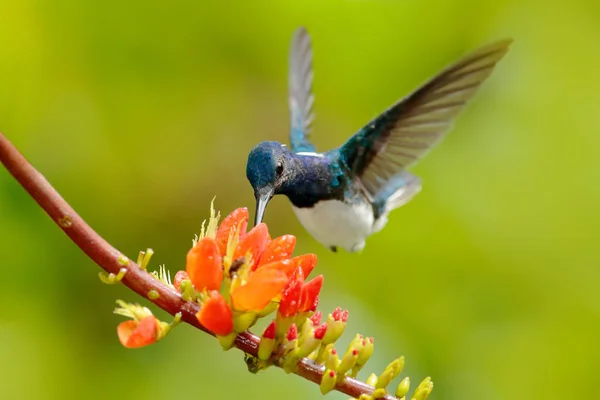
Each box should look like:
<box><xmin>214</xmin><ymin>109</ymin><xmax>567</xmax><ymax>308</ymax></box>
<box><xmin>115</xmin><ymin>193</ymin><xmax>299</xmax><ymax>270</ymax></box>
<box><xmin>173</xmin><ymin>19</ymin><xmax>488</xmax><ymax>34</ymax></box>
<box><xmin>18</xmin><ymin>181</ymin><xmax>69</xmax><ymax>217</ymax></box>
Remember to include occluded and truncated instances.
<box><xmin>230</xmin><ymin>268</ymin><xmax>288</xmax><ymax>311</ymax></box>
<box><xmin>196</xmin><ymin>291</ymin><xmax>233</xmax><ymax>336</ymax></box>
<box><xmin>258</xmin><ymin>259</ymin><xmax>296</xmax><ymax>277</ymax></box>
<box><xmin>300</xmin><ymin>275</ymin><xmax>324</xmax><ymax>313</ymax></box>
<box><xmin>291</xmin><ymin>254</ymin><xmax>318</xmax><ymax>277</ymax></box>
<box><xmin>234</xmin><ymin>223</ymin><xmax>269</xmax><ymax>268</ymax></box>
<box><xmin>257</xmin><ymin>235</ymin><xmax>296</xmax><ymax>268</ymax></box>
<box><xmin>186</xmin><ymin>237</ymin><xmax>223</xmax><ymax>291</ymax></box>
<box><xmin>278</xmin><ymin>267</ymin><xmax>304</xmax><ymax>317</ymax></box>
<box><xmin>117</xmin><ymin>316</ymin><xmax>158</xmax><ymax>348</ymax></box>
<box><xmin>215</xmin><ymin>207</ymin><xmax>249</xmax><ymax>255</ymax></box>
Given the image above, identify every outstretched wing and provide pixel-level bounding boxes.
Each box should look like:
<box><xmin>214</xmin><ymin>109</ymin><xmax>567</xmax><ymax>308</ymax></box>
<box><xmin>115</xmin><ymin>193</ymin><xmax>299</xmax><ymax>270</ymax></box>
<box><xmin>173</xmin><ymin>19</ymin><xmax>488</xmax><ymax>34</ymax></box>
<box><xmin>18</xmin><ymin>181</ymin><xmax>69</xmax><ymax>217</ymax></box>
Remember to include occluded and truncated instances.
<box><xmin>341</xmin><ymin>39</ymin><xmax>512</xmax><ymax>198</ymax></box>
<box><xmin>289</xmin><ymin>27</ymin><xmax>316</xmax><ymax>153</ymax></box>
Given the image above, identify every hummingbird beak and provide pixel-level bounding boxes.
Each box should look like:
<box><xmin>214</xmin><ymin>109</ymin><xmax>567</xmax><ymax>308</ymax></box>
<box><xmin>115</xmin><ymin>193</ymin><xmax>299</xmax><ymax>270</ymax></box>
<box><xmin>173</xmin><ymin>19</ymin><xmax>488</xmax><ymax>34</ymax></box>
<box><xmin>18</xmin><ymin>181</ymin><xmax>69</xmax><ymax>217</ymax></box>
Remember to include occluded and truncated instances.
<box><xmin>254</xmin><ymin>189</ymin><xmax>274</xmax><ymax>226</ymax></box>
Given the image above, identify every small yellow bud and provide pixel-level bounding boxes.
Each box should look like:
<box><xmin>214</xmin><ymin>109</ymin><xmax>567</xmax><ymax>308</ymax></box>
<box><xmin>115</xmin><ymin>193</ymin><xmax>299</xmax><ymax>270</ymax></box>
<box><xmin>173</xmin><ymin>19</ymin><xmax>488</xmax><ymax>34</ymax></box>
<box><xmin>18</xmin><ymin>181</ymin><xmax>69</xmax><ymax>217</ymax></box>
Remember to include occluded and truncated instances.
<box><xmin>352</xmin><ymin>336</ymin><xmax>374</xmax><ymax>376</ymax></box>
<box><xmin>375</xmin><ymin>370</ymin><xmax>395</xmax><ymax>389</ymax></box>
<box><xmin>376</xmin><ymin>356</ymin><xmax>404</xmax><ymax>388</ymax></box>
<box><xmin>337</xmin><ymin>347</ymin><xmax>359</xmax><ymax>375</ymax></box>
<box><xmin>325</xmin><ymin>345</ymin><xmax>340</xmax><ymax>371</ymax></box>
<box><xmin>412</xmin><ymin>377</ymin><xmax>433</xmax><ymax>400</ymax></box>
<box><xmin>320</xmin><ymin>369</ymin><xmax>337</xmax><ymax>394</ymax></box>
<box><xmin>366</xmin><ymin>372</ymin><xmax>378</xmax><ymax>386</ymax></box>
<box><xmin>396</xmin><ymin>377</ymin><xmax>410</xmax><ymax>398</ymax></box>
<box><xmin>371</xmin><ymin>388</ymin><xmax>387</xmax><ymax>399</ymax></box>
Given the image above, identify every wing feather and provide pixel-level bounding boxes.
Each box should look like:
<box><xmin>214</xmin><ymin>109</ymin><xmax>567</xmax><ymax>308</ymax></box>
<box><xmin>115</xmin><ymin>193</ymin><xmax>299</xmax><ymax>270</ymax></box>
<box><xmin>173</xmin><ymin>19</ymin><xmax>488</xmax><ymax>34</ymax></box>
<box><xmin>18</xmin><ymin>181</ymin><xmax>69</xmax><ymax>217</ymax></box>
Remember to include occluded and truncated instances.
<box><xmin>289</xmin><ymin>27</ymin><xmax>316</xmax><ymax>153</ymax></box>
<box><xmin>341</xmin><ymin>39</ymin><xmax>512</xmax><ymax>197</ymax></box>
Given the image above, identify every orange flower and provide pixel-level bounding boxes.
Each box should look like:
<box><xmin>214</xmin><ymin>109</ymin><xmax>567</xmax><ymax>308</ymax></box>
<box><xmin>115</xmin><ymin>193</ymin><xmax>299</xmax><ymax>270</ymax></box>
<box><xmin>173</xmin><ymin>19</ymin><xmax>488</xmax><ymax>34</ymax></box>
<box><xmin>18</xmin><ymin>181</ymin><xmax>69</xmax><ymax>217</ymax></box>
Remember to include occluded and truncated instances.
<box><xmin>186</xmin><ymin>237</ymin><xmax>222</xmax><ymax>292</ymax></box>
<box><xmin>215</xmin><ymin>207</ymin><xmax>249</xmax><ymax>255</ymax></box>
<box><xmin>180</xmin><ymin>207</ymin><xmax>321</xmax><ymax>334</ymax></box>
<box><xmin>292</xmin><ymin>254</ymin><xmax>318</xmax><ymax>277</ymax></box>
<box><xmin>234</xmin><ymin>223</ymin><xmax>269</xmax><ymax>268</ymax></box>
<box><xmin>231</xmin><ymin>267</ymin><xmax>289</xmax><ymax>311</ymax></box>
<box><xmin>257</xmin><ymin>235</ymin><xmax>296</xmax><ymax>268</ymax></box>
<box><xmin>117</xmin><ymin>315</ymin><xmax>159</xmax><ymax>349</ymax></box>
<box><xmin>196</xmin><ymin>291</ymin><xmax>233</xmax><ymax>336</ymax></box>
<box><xmin>258</xmin><ymin>259</ymin><xmax>297</xmax><ymax>277</ymax></box>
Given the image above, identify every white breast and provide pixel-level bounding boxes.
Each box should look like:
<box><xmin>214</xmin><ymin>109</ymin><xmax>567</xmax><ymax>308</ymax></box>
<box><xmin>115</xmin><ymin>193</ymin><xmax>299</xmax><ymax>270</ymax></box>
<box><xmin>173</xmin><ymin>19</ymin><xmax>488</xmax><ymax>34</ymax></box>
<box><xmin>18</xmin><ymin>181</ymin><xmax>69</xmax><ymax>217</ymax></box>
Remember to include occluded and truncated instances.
<box><xmin>291</xmin><ymin>200</ymin><xmax>377</xmax><ymax>252</ymax></box>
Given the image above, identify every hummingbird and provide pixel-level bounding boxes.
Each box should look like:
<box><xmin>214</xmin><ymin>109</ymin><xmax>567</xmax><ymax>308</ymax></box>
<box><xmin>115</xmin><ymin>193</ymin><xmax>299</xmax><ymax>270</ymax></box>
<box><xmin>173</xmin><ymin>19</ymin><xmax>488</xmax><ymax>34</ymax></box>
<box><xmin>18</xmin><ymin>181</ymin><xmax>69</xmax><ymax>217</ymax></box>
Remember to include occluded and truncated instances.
<box><xmin>246</xmin><ymin>27</ymin><xmax>511</xmax><ymax>252</ymax></box>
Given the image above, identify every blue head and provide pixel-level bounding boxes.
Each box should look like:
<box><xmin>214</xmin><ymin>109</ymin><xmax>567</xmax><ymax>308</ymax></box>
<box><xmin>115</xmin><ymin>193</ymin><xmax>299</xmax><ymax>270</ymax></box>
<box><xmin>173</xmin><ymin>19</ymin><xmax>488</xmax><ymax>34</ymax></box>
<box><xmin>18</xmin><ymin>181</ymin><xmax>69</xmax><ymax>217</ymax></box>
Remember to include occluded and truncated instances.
<box><xmin>246</xmin><ymin>141</ymin><xmax>295</xmax><ymax>225</ymax></box>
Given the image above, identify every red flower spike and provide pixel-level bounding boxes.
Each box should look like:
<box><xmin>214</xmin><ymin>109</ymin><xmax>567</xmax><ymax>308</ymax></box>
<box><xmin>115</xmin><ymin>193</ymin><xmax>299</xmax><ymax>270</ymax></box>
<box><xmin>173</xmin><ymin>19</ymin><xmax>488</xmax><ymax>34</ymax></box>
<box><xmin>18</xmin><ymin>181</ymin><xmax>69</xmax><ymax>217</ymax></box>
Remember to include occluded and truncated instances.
<box><xmin>341</xmin><ymin>310</ymin><xmax>349</xmax><ymax>322</ymax></box>
<box><xmin>117</xmin><ymin>316</ymin><xmax>158</xmax><ymax>348</ymax></box>
<box><xmin>279</xmin><ymin>268</ymin><xmax>305</xmax><ymax>317</ymax></box>
<box><xmin>314</xmin><ymin>322</ymin><xmax>327</xmax><ymax>340</ymax></box>
<box><xmin>310</xmin><ymin>311</ymin><xmax>322</xmax><ymax>325</ymax></box>
<box><xmin>196</xmin><ymin>291</ymin><xmax>233</xmax><ymax>336</ymax></box>
<box><xmin>332</xmin><ymin>307</ymin><xmax>343</xmax><ymax>321</ymax></box>
<box><xmin>234</xmin><ymin>223</ymin><xmax>269</xmax><ymax>268</ymax></box>
<box><xmin>258</xmin><ymin>235</ymin><xmax>296</xmax><ymax>268</ymax></box>
<box><xmin>186</xmin><ymin>237</ymin><xmax>223</xmax><ymax>292</ymax></box>
<box><xmin>173</xmin><ymin>270</ymin><xmax>189</xmax><ymax>291</ymax></box>
<box><xmin>291</xmin><ymin>254</ymin><xmax>318</xmax><ymax>277</ymax></box>
<box><xmin>230</xmin><ymin>268</ymin><xmax>289</xmax><ymax>311</ymax></box>
<box><xmin>263</xmin><ymin>321</ymin><xmax>276</xmax><ymax>340</ymax></box>
<box><xmin>215</xmin><ymin>208</ymin><xmax>249</xmax><ymax>255</ymax></box>
<box><xmin>286</xmin><ymin>323</ymin><xmax>298</xmax><ymax>341</ymax></box>
<box><xmin>300</xmin><ymin>275</ymin><xmax>324</xmax><ymax>313</ymax></box>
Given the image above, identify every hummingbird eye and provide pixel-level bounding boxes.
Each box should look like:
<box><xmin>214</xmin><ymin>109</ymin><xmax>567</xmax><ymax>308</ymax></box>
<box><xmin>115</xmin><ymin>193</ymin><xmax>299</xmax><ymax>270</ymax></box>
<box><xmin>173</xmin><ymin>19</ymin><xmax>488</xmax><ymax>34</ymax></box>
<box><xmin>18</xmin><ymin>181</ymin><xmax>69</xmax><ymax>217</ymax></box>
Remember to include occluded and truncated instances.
<box><xmin>275</xmin><ymin>161</ymin><xmax>284</xmax><ymax>176</ymax></box>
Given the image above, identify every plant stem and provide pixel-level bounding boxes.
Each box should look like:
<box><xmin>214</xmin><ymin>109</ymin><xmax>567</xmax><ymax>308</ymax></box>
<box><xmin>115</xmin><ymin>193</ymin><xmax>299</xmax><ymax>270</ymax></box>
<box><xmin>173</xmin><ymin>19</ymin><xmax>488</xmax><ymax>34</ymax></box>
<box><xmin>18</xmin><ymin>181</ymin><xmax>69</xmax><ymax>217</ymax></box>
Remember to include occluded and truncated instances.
<box><xmin>0</xmin><ymin>132</ymin><xmax>394</xmax><ymax>400</ymax></box>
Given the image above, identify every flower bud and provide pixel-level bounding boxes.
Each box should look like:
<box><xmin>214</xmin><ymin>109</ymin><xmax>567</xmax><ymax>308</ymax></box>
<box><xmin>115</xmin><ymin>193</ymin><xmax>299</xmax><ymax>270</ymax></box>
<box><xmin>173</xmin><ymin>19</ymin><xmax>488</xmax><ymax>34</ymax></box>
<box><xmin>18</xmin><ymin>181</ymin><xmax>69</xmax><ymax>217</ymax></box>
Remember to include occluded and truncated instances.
<box><xmin>297</xmin><ymin>322</ymin><xmax>327</xmax><ymax>359</ymax></box>
<box><xmin>258</xmin><ymin>321</ymin><xmax>276</xmax><ymax>361</ymax></box>
<box><xmin>320</xmin><ymin>370</ymin><xmax>337</xmax><ymax>394</ymax></box>
<box><xmin>337</xmin><ymin>348</ymin><xmax>359</xmax><ymax>376</ymax></box>
<box><xmin>412</xmin><ymin>377</ymin><xmax>433</xmax><ymax>400</ymax></box>
<box><xmin>395</xmin><ymin>377</ymin><xmax>410</xmax><ymax>398</ymax></box>
<box><xmin>322</xmin><ymin>307</ymin><xmax>348</xmax><ymax>345</ymax></box>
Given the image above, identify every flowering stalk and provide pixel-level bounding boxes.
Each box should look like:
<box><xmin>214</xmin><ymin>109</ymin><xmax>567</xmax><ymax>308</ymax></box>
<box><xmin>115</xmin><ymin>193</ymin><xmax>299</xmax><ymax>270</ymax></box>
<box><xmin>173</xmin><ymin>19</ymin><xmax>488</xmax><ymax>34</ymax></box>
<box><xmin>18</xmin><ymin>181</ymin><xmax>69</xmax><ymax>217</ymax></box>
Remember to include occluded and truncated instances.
<box><xmin>0</xmin><ymin>132</ymin><xmax>431</xmax><ymax>400</ymax></box>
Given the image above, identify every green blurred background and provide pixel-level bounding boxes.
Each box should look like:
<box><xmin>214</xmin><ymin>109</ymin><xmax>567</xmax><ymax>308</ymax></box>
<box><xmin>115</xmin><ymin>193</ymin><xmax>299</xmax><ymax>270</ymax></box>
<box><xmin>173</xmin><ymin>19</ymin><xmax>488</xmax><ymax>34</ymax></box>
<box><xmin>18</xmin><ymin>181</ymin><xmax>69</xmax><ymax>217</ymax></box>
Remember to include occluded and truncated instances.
<box><xmin>1</xmin><ymin>0</ymin><xmax>599</xmax><ymax>399</ymax></box>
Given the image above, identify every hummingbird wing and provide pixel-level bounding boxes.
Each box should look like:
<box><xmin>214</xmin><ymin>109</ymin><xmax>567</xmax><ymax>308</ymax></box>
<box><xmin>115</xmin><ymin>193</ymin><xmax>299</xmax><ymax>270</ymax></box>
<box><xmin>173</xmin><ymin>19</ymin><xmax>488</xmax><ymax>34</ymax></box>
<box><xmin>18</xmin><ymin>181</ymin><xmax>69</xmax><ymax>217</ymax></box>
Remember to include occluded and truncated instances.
<box><xmin>288</xmin><ymin>27</ymin><xmax>317</xmax><ymax>153</ymax></box>
<box><xmin>340</xmin><ymin>39</ymin><xmax>512</xmax><ymax>199</ymax></box>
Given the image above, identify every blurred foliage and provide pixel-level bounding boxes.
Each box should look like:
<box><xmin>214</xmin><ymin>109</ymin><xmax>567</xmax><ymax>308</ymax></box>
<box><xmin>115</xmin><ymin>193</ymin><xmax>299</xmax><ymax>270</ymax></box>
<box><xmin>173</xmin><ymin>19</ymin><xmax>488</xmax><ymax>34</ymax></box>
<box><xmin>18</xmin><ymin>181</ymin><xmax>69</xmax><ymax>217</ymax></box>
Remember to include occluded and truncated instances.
<box><xmin>1</xmin><ymin>0</ymin><xmax>599</xmax><ymax>399</ymax></box>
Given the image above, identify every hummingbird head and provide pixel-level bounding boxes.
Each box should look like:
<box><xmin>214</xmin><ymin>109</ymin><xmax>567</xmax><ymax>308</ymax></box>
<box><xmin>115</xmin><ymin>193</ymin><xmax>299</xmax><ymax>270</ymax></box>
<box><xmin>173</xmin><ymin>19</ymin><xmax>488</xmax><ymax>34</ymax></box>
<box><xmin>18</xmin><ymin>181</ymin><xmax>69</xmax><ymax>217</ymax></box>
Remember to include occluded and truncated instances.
<box><xmin>246</xmin><ymin>141</ymin><xmax>294</xmax><ymax>226</ymax></box>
